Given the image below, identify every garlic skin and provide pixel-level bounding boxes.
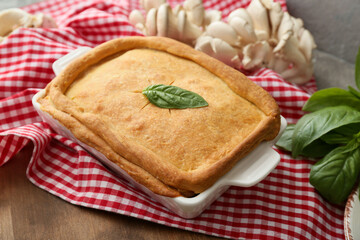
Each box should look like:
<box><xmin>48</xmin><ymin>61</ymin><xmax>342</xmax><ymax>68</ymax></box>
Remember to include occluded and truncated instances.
<box><xmin>0</xmin><ymin>8</ymin><xmax>57</xmax><ymax>42</ymax></box>
<box><xmin>128</xmin><ymin>0</ymin><xmax>316</xmax><ymax>84</ymax></box>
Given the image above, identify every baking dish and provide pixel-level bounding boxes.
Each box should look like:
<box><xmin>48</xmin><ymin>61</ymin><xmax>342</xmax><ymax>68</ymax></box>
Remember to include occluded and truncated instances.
<box><xmin>32</xmin><ymin>47</ymin><xmax>286</xmax><ymax>218</ymax></box>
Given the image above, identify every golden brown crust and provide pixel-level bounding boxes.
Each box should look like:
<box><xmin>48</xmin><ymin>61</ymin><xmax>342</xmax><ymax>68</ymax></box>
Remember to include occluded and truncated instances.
<box><xmin>38</xmin><ymin>93</ymin><xmax>181</xmax><ymax>197</ymax></box>
<box><xmin>38</xmin><ymin>36</ymin><xmax>280</xmax><ymax>197</ymax></box>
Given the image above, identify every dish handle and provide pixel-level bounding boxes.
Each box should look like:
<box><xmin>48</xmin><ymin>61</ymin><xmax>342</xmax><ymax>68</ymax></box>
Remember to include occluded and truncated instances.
<box><xmin>53</xmin><ymin>47</ymin><xmax>92</xmax><ymax>75</ymax></box>
<box><xmin>221</xmin><ymin>116</ymin><xmax>287</xmax><ymax>188</ymax></box>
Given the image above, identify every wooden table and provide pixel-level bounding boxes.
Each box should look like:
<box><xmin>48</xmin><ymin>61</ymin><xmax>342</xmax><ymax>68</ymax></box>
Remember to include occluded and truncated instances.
<box><xmin>0</xmin><ymin>142</ymin><xmax>221</xmax><ymax>240</ymax></box>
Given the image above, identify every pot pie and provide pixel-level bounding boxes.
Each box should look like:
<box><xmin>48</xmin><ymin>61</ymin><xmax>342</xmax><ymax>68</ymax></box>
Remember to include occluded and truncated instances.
<box><xmin>38</xmin><ymin>36</ymin><xmax>280</xmax><ymax>197</ymax></box>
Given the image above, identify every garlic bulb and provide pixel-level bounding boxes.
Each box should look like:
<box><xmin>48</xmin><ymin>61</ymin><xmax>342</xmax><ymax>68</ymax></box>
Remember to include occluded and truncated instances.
<box><xmin>129</xmin><ymin>2</ymin><xmax>202</xmax><ymax>45</ymax></box>
<box><xmin>0</xmin><ymin>8</ymin><xmax>57</xmax><ymax>43</ymax></box>
<box><xmin>128</xmin><ymin>0</ymin><xmax>316</xmax><ymax>84</ymax></box>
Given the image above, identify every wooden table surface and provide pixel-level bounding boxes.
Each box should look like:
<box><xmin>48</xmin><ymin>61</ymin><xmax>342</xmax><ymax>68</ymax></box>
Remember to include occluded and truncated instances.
<box><xmin>0</xmin><ymin>142</ymin><xmax>221</xmax><ymax>240</ymax></box>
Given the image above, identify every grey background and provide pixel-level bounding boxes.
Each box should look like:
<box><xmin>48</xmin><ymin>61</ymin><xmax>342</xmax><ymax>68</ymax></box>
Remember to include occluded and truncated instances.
<box><xmin>287</xmin><ymin>0</ymin><xmax>359</xmax><ymax>90</ymax></box>
<box><xmin>0</xmin><ymin>0</ymin><xmax>358</xmax><ymax>90</ymax></box>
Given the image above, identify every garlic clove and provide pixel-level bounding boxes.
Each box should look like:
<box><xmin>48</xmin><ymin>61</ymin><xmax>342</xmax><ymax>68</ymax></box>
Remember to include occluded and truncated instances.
<box><xmin>278</xmin><ymin>36</ymin><xmax>313</xmax><ymax>84</ymax></box>
<box><xmin>38</xmin><ymin>14</ymin><xmax>57</xmax><ymax>28</ymax></box>
<box><xmin>0</xmin><ymin>8</ymin><xmax>32</xmax><ymax>36</ymax></box>
<box><xmin>280</xmin><ymin>65</ymin><xmax>313</xmax><ymax>85</ymax></box>
<box><xmin>227</xmin><ymin>8</ymin><xmax>253</xmax><ymax>28</ymax></box>
<box><xmin>280</xmin><ymin>36</ymin><xmax>306</xmax><ymax>64</ymax></box>
<box><xmin>129</xmin><ymin>10</ymin><xmax>145</xmax><ymax>26</ymax></box>
<box><xmin>156</xmin><ymin>4</ymin><xmax>169</xmax><ymax>37</ymax></box>
<box><xmin>273</xmin><ymin>12</ymin><xmax>293</xmax><ymax>53</ymax></box>
<box><xmin>172</xmin><ymin>4</ymin><xmax>183</xmax><ymax>16</ymax></box>
<box><xmin>157</xmin><ymin>3</ymin><xmax>179</xmax><ymax>39</ymax></box>
<box><xmin>246</xmin><ymin>0</ymin><xmax>270</xmax><ymax>40</ymax></box>
<box><xmin>291</xmin><ymin>17</ymin><xmax>304</xmax><ymax>39</ymax></box>
<box><xmin>212</xmin><ymin>38</ymin><xmax>241</xmax><ymax>67</ymax></box>
<box><xmin>228</xmin><ymin>16</ymin><xmax>257</xmax><ymax>44</ymax></box>
<box><xmin>205</xmin><ymin>21</ymin><xmax>240</xmax><ymax>47</ymax></box>
<box><xmin>254</xmin><ymin>29</ymin><xmax>269</xmax><ymax>41</ymax></box>
<box><xmin>183</xmin><ymin>0</ymin><xmax>204</xmax><ymax>26</ymax></box>
<box><xmin>140</xmin><ymin>0</ymin><xmax>166</xmax><ymax>13</ymax></box>
<box><xmin>0</xmin><ymin>8</ymin><xmax>57</xmax><ymax>41</ymax></box>
<box><xmin>261</xmin><ymin>0</ymin><xmax>283</xmax><ymax>39</ymax></box>
<box><xmin>177</xmin><ymin>10</ymin><xmax>202</xmax><ymax>44</ymax></box>
<box><xmin>195</xmin><ymin>35</ymin><xmax>241</xmax><ymax>68</ymax></box>
<box><xmin>242</xmin><ymin>41</ymin><xmax>271</xmax><ymax>70</ymax></box>
<box><xmin>203</xmin><ymin>9</ymin><xmax>222</xmax><ymax>26</ymax></box>
<box><xmin>299</xmin><ymin>29</ymin><xmax>316</xmax><ymax>62</ymax></box>
<box><xmin>135</xmin><ymin>22</ymin><xmax>146</xmax><ymax>34</ymax></box>
<box><xmin>195</xmin><ymin>35</ymin><xmax>214</xmax><ymax>53</ymax></box>
<box><xmin>145</xmin><ymin>8</ymin><xmax>157</xmax><ymax>36</ymax></box>
<box><xmin>268</xmin><ymin>55</ymin><xmax>289</xmax><ymax>74</ymax></box>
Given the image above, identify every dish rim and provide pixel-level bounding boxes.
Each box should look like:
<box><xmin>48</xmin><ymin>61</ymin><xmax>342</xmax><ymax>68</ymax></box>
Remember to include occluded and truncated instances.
<box><xmin>344</xmin><ymin>186</ymin><xmax>359</xmax><ymax>240</ymax></box>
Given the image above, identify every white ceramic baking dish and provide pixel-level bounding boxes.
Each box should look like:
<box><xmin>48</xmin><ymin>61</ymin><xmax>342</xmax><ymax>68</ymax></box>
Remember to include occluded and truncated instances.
<box><xmin>32</xmin><ymin>47</ymin><xmax>287</xmax><ymax>218</ymax></box>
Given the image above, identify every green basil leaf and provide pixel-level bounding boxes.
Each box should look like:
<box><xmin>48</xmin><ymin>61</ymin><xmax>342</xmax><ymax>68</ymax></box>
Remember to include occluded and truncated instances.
<box><xmin>302</xmin><ymin>140</ymin><xmax>334</xmax><ymax>158</ymax></box>
<box><xmin>356</xmin><ymin>45</ymin><xmax>360</xmax><ymax>90</ymax></box>
<box><xmin>275</xmin><ymin>124</ymin><xmax>295</xmax><ymax>152</ymax></box>
<box><xmin>342</xmin><ymin>138</ymin><xmax>360</xmax><ymax>153</ymax></box>
<box><xmin>302</xmin><ymin>88</ymin><xmax>360</xmax><ymax>112</ymax></box>
<box><xmin>310</xmin><ymin>141</ymin><xmax>360</xmax><ymax>204</ymax></box>
<box><xmin>292</xmin><ymin>106</ymin><xmax>360</xmax><ymax>157</ymax></box>
<box><xmin>349</xmin><ymin>86</ymin><xmax>360</xmax><ymax>99</ymax></box>
<box><xmin>276</xmin><ymin>124</ymin><xmax>333</xmax><ymax>158</ymax></box>
<box><xmin>142</xmin><ymin>84</ymin><xmax>208</xmax><ymax>109</ymax></box>
<box><xmin>320</xmin><ymin>131</ymin><xmax>353</xmax><ymax>145</ymax></box>
<box><xmin>333</xmin><ymin>123</ymin><xmax>360</xmax><ymax>137</ymax></box>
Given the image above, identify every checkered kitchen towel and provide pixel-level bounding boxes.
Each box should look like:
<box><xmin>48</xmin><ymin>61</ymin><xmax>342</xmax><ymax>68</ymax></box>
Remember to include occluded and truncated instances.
<box><xmin>0</xmin><ymin>0</ymin><xmax>344</xmax><ymax>239</ymax></box>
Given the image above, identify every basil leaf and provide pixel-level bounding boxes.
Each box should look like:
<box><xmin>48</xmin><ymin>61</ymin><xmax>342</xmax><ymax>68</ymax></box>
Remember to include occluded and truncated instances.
<box><xmin>142</xmin><ymin>84</ymin><xmax>208</xmax><ymax>109</ymax></box>
<box><xmin>349</xmin><ymin>86</ymin><xmax>360</xmax><ymax>99</ymax></box>
<box><xmin>292</xmin><ymin>106</ymin><xmax>360</xmax><ymax>157</ymax></box>
<box><xmin>320</xmin><ymin>131</ymin><xmax>353</xmax><ymax>145</ymax></box>
<box><xmin>276</xmin><ymin>124</ymin><xmax>333</xmax><ymax>158</ymax></box>
<box><xmin>356</xmin><ymin>46</ymin><xmax>360</xmax><ymax>90</ymax></box>
<box><xmin>275</xmin><ymin>124</ymin><xmax>295</xmax><ymax>152</ymax></box>
<box><xmin>302</xmin><ymin>88</ymin><xmax>360</xmax><ymax>112</ymax></box>
<box><xmin>333</xmin><ymin>123</ymin><xmax>360</xmax><ymax>137</ymax></box>
<box><xmin>310</xmin><ymin>141</ymin><xmax>360</xmax><ymax>204</ymax></box>
<box><xmin>302</xmin><ymin>140</ymin><xmax>334</xmax><ymax>158</ymax></box>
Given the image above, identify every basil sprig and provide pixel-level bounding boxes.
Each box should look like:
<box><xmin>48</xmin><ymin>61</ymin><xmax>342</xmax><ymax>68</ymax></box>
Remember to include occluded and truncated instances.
<box><xmin>292</xmin><ymin>106</ymin><xmax>360</xmax><ymax>158</ymax></box>
<box><xmin>276</xmin><ymin>46</ymin><xmax>360</xmax><ymax>204</ymax></box>
<box><xmin>310</xmin><ymin>140</ymin><xmax>360</xmax><ymax>204</ymax></box>
<box><xmin>302</xmin><ymin>88</ymin><xmax>360</xmax><ymax>112</ymax></box>
<box><xmin>142</xmin><ymin>84</ymin><xmax>208</xmax><ymax>109</ymax></box>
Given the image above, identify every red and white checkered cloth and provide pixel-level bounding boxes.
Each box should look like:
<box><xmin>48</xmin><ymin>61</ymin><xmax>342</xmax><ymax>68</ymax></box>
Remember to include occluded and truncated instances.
<box><xmin>0</xmin><ymin>0</ymin><xmax>344</xmax><ymax>239</ymax></box>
